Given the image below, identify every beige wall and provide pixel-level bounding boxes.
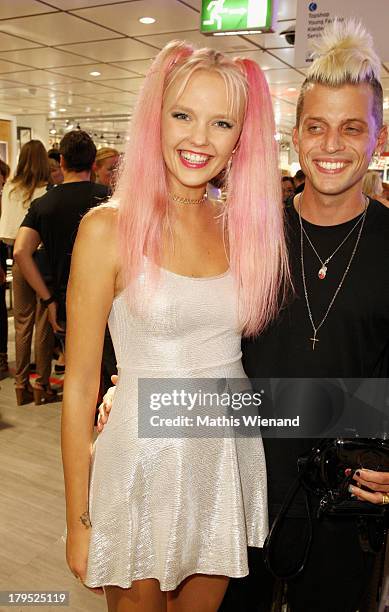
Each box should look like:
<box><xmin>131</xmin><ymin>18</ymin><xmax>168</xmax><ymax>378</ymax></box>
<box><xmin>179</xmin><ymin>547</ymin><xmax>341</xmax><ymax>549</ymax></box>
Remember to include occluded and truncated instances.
<box><xmin>0</xmin><ymin>119</ymin><xmax>12</xmax><ymax>165</ymax></box>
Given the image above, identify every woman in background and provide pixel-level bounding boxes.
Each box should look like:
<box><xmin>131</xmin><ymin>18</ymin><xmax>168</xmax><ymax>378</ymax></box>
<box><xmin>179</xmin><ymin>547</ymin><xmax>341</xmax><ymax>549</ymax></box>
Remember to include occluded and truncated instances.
<box><xmin>93</xmin><ymin>147</ymin><xmax>119</xmax><ymax>192</ymax></box>
<box><xmin>0</xmin><ymin>140</ymin><xmax>55</xmax><ymax>404</ymax></box>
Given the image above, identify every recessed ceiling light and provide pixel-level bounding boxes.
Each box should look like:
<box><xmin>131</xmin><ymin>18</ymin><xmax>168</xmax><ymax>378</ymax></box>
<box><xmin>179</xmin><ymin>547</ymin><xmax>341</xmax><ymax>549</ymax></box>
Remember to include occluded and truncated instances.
<box><xmin>59</xmin><ymin>108</ymin><xmax>67</xmax><ymax>112</ymax></box>
<box><xmin>90</xmin><ymin>71</ymin><xmax>101</xmax><ymax>77</ymax></box>
<box><xmin>139</xmin><ymin>16</ymin><xmax>156</xmax><ymax>24</ymax></box>
<box><xmin>287</xmin><ymin>87</ymin><xmax>297</xmax><ymax>92</ymax></box>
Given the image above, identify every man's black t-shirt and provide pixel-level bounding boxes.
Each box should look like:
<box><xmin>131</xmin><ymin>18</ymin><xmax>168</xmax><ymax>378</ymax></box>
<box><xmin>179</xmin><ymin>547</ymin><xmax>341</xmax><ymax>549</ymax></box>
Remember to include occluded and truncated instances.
<box><xmin>21</xmin><ymin>181</ymin><xmax>109</xmax><ymax>307</ymax></box>
<box><xmin>243</xmin><ymin>199</ymin><xmax>389</xmax><ymax>519</ymax></box>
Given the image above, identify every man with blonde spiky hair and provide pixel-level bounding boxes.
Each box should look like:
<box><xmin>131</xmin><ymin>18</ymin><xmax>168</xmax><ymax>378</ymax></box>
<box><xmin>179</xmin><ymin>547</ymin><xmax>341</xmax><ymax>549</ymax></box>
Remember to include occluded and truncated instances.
<box><xmin>239</xmin><ymin>17</ymin><xmax>389</xmax><ymax>612</ymax></box>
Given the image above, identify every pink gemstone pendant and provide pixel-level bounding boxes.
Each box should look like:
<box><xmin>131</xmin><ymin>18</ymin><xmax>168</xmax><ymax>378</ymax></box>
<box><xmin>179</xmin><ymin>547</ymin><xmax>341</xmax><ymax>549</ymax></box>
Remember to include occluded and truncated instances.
<box><xmin>318</xmin><ymin>266</ymin><xmax>327</xmax><ymax>280</ymax></box>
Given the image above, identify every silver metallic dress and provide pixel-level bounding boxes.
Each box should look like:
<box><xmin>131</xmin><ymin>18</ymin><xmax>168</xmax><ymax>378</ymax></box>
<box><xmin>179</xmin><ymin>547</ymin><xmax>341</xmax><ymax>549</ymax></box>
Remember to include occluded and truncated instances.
<box><xmin>85</xmin><ymin>262</ymin><xmax>268</xmax><ymax>590</ymax></box>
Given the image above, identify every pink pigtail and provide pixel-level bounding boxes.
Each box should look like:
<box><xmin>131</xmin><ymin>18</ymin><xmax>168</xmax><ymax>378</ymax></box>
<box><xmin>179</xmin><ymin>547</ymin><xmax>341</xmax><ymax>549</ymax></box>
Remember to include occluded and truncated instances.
<box><xmin>228</xmin><ymin>59</ymin><xmax>289</xmax><ymax>336</ymax></box>
<box><xmin>115</xmin><ymin>41</ymin><xmax>193</xmax><ymax>298</ymax></box>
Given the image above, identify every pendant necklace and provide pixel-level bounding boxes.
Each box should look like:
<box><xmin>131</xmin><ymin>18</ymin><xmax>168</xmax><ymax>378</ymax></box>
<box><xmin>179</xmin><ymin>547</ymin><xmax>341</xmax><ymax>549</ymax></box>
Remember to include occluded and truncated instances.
<box><xmin>299</xmin><ymin>195</ymin><xmax>367</xmax><ymax>280</ymax></box>
<box><xmin>298</xmin><ymin>194</ymin><xmax>368</xmax><ymax>350</ymax></box>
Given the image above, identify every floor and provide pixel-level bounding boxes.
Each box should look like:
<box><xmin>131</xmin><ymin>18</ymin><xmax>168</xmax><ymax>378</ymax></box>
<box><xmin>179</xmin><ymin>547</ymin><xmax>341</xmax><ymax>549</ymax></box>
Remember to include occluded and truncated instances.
<box><xmin>0</xmin><ymin>317</ymin><xmax>106</xmax><ymax>612</ymax></box>
<box><xmin>1</xmin><ymin>312</ymin><xmax>389</xmax><ymax>612</ymax></box>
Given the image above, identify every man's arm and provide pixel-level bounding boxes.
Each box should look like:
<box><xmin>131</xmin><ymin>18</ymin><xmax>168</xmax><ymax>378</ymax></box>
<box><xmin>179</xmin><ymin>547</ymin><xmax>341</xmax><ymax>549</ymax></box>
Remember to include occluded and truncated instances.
<box><xmin>13</xmin><ymin>227</ymin><xmax>49</xmax><ymax>299</ymax></box>
<box><xmin>13</xmin><ymin>227</ymin><xmax>63</xmax><ymax>333</ymax></box>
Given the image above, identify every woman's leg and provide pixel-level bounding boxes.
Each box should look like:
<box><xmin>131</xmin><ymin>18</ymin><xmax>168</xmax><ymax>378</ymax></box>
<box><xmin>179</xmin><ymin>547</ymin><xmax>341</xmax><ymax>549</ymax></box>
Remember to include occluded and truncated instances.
<box><xmin>105</xmin><ymin>579</ymin><xmax>167</xmax><ymax>612</ymax></box>
<box><xmin>12</xmin><ymin>263</ymin><xmax>35</xmax><ymax>386</ymax></box>
<box><xmin>168</xmin><ymin>574</ymin><xmax>230</xmax><ymax>612</ymax></box>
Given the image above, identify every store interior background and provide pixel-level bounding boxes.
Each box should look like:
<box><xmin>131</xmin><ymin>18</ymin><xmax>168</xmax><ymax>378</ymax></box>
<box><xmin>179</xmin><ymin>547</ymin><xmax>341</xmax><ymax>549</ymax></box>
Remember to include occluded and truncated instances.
<box><xmin>0</xmin><ymin>1</ymin><xmax>388</xmax><ymax>611</ymax></box>
<box><xmin>0</xmin><ymin>0</ymin><xmax>388</xmax><ymax>176</ymax></box>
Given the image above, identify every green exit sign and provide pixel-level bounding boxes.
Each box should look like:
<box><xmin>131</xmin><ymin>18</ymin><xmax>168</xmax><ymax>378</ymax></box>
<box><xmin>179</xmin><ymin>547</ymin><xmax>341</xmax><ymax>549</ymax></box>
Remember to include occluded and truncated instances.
<box><xmin>201</xmin><ymin>0</ymin><xmax>277</xmax><ymax>35</ymax></box>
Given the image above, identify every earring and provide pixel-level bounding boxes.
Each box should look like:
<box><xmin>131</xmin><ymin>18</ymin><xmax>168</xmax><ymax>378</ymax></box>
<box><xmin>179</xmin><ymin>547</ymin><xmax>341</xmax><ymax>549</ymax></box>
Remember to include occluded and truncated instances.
<box><xmin>219</xmin><ymin>156</ymin><xmax>233</xmax><ymax>202</ymax></box>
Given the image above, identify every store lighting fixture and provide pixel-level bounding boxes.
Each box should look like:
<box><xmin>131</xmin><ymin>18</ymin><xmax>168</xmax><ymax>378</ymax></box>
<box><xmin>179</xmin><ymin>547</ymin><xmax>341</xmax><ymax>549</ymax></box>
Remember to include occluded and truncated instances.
<box><xmin>139</xmin><ymin>16</ymin><xmax>156</xmax><ymax>24</ymax></box>
<box><xmin>50</xmin><ymin>123</ymin><xmax>56</xmax><ymax>135</ymax></box>
<box><xmin>59</xmin><ymin>108</ymin><xmax>67</xmax><ymax>112</ymax></box>
<box><xmin>90</xmin><ymin>71</ymin><xmax>101</xmax><ymax>77</ymax></box>
<box><xmin>287</xmin><ymin>87</ymin><xmax>297</xmax><ymax>92</ymax></box>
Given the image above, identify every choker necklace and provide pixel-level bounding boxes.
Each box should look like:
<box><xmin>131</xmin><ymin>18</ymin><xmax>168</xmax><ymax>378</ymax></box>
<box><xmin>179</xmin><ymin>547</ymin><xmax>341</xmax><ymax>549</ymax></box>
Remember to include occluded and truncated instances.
<box><xmin>298</xmin><ymin>194</ymin><xmax>368</xmax><ymax>351</ymax></box>
<box><xmin>169</xmin><ymin>192</ymin><xmax>207</xmax><ymax>205</ymax></box>
<box><xmin>298</xmin><ymin>193</ymin><xmax>368</xmax><ymax>279</ymax></box>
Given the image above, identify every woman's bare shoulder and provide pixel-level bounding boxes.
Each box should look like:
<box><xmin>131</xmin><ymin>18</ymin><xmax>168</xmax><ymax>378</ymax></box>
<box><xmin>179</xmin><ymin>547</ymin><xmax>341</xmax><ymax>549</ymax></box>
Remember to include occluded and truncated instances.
<box><xmin>80</xmin><ymin>200</ymin><xmax>119</xmax><ymax>239</ymax></box>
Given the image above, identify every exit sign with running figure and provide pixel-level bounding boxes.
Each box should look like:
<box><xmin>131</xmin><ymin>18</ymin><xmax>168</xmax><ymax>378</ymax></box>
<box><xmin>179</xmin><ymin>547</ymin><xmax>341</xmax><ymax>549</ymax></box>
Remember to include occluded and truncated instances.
<box><xmin>201</xmin><ymin>0</ymin><xmax>278</xmax><ymax>35</ymax></box>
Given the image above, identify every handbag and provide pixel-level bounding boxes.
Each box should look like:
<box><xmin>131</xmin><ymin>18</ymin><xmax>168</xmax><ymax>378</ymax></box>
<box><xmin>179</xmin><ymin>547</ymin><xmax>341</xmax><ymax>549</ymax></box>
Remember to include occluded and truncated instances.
<box><xmin>263</xmin><ymin>438</ymin><xmax>389</xmax><ymax>579</ymax></box>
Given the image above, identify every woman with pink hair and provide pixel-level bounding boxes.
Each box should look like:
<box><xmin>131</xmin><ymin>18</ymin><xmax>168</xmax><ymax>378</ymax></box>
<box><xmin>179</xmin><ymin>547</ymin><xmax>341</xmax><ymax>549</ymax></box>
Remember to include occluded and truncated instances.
<box><xmin>62</xmin><ymin>41</ymin><xmax>288</xmax><ymax>611</ymax></box>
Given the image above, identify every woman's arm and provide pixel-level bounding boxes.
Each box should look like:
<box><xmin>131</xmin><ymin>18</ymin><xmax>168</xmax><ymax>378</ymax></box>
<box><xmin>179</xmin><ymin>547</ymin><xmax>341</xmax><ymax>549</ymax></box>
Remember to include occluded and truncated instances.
<box><xmin>61</xmin><ymin>206</ymin><xmax>118</xmax><ymax>584</ymax></box>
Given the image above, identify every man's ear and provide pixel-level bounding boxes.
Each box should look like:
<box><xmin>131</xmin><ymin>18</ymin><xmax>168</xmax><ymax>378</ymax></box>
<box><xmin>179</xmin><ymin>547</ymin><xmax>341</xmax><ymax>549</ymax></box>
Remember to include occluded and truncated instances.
<box><xmin>375</xmin><ymin>124</ymin><xmax>388</xmax><ymax>155</ymax></box>
<box><xmin>292</xmin><ymin>126</ymin><xmax>299</xmax><ymax>154</ymax></box>
<box><xmin>59</xmin><ymin>154</ymin><xmax>66</xmax><ymax>171</ymax></box>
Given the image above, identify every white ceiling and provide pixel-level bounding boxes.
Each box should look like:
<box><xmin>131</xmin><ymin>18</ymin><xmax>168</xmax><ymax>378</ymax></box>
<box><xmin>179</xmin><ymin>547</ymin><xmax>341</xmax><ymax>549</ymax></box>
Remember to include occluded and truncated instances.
<box><xmin>0</xmin><ymin>0</ymin><xmax>387</xmax><ymax>143</ymax></box>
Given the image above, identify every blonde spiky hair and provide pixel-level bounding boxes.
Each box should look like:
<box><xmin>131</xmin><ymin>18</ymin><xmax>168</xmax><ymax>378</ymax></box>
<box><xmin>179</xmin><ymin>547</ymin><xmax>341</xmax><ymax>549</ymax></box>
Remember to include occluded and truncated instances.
<box><xmin>296</xmin><ymin>18</ymin><xmax>384</xmax><ymax>128</ymax></box>
<box><xmin>307</xmin><ymin>18</ymin><xmax>381</xmax><ymax>85</ymax></box>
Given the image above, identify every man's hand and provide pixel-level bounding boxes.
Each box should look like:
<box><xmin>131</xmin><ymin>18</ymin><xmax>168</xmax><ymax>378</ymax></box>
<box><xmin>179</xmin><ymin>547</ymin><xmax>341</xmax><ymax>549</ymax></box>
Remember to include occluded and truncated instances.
<box><xmin>47</xmin><ymin>301</ymin><xmax>65</xmax><ymax>334</ymax></box>
<box><xmin>349</xmin><ymin>468</ymin><xmax>389</xmax><ymax>504</ymax></box>
<box><xmin>97</xmin><ymin>375</ymin><xmax>118</xmax><ymax>432</ymax></box>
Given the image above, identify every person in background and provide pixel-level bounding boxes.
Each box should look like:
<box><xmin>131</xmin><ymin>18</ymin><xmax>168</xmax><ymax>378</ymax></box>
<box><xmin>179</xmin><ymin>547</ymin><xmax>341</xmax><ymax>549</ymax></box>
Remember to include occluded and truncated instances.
<box><xmin>48</xmin><ymin>149</ymin><xmax>64</xmax><ymax>186</ymax></box>
<box><xmin>93</xmin><ymin>147</ymin><xmax>119</xmax><ymax>192</ymax></box>
<box><xmin>281</xmin><ymin>175</ymin><xmax>295</xmax><ymax>205</ymax></box>
<box><xmin>0</xmin><ymin>159</ymin><xmax>11</xmax><ymax>376</ymax></box>
<box><xmin>13</xmin><ymin>131</ymin><xmax>109</xmax><ymax>375</ymax></box>
<box><xmin>293</xmin><ymin>168</ymin><xmax>305</xmax><ymax>194</ymax></box>
<box><xmin>382</xmin><ymin>181</ymin><xmax>389</xmax><ymax>200</ymax></box>
<box><xmin>92</xmin><ymin>147</ymin><xmax>120</xmax><ymax>390</ymax></box>
<box><xmin>0</xmin><ymin>141</ymin><xmax>55</xmax><ymax>405</ymax></box>
<box><xmin>362</xmin><ymin>170</ymin><xmax>389</xmax><ymax>205</ymax></box>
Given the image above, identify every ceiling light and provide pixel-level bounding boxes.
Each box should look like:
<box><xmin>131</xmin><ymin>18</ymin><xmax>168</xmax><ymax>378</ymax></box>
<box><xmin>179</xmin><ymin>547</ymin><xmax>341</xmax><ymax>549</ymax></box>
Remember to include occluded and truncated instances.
<box><xmin>287</xmin><ymin>87</ymin><xmax>297</xmax><ymax>92</ymax></box>
<box><xmin>90</xmin><ymin>71</ymin><xmax>101</xmax><ymax>77</ymax></box>
<box><xmin>59</xmin><ymin>108</ymin><xmax>67</xmax><ymax>112</ymax></box>
<box><xmin>139</xmin><ymin>16</ymin><xmax>156</xmax><ymax>24</ymax></box>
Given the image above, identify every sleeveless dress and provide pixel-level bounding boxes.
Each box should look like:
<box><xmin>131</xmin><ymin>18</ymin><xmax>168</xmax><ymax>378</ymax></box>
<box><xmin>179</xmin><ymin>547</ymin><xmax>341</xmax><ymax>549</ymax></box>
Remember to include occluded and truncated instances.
<box><xmin>85</xmin><ymin>262</ymin><xmax>268</xmax><ymax>590</ymax></box>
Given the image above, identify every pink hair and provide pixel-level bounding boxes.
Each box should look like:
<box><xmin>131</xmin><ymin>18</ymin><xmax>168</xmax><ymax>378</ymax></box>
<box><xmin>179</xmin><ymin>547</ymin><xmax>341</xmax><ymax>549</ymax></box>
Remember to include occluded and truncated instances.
<box><xmin>227</xmin><ymin>59</ymin><xmax>288</xmax><ymax>335</ymax></box>
<box><xmin>115</xmin><ymin>42</ymin><xmax>289</xmax><ymax>336</ymax></box>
